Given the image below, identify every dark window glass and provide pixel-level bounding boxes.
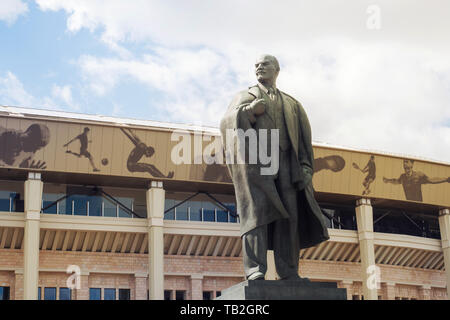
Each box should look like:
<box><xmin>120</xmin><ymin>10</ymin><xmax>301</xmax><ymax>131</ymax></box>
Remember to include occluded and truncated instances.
<box><xmin>104</xmin><ymin>288</ymin><xmax>116</xmax><ymax>300</ymax></box>
<box><xmin>0</xmin><ymin>287</ymin><xmax>10</xmax><ymax>300</ymax></box>
<box><xmin>175</xmin><ymin>290</ymin><xmax>185</xmax><ymax>300</ymax></box>
<box><xmin>216</xmin><ymin>291</ymin><xmax>221</xmax><ymax>297</ymax></box>
<box><xmin>44</xmin><ymin>287</ymin><xmax>56</xmax><ymax>300</ymax></box>
<box><xmin>72</xmin><ymin>195</ymin><xmax>88</xmax><ymax>216</ymax></box>
<box><xmin>14</xmin><ymin>197</ymin><xmax>24</xmax><ymax>212</ymax></box>
<box><xmin>42</xmin><ymin>200</ymin><xmax>57</xmax><ymax>214</ymax></box>
<box><xmin>0</xmin><ymin>199</ymin><xmax>10</xmax><ymax>211</ymax></box>
<box><xmin>38</xmin><ymin>287</ymin><xmax>41</xmax><ymax>300</ymax></box>
<box><xmin>189</xmin><ymin>201</ymin><xmax>202</xmax><ymax>221</ymax></box>
<box><xmin>175</xmin><ymin>201</ymin><xmax>188</xmax><ymax>221</ymax></box>
<box><xmin>118</xmin><ymin>197</ymin><xmax>133</xmax><ymax>218</ymax></box>
<box><xmin>89</xmin><ymin>288</ymin><xmax>101</xmax><ymax>300</ymax></box>
<box><xmin>202</xmin><ymin>291</ymin><xmax>212</xmax><ymax>300</ymax></box>
<box><xmin>88</xmin><ymin>196</ymin><xmax>103</xmax><ymax>216</ymax></box>
<box><xmin>0</xmin><ymin>192</ymin><xmax>13</xmax><ymax>211</ymax></box>
<box><xmin>216</xmin><ymin>210</ymin><xmax>228</xmax><ymax>222</ymax></box>
<box><xmin>103</xmin><ymin>198</ymin><xmax>117</xmax><ymax>217</ymax></box>
<box><xmin>203</xmin><ymin>209</ymin><xmax>215</xmax><ymax>222</ymax></box>
<box><xmin>164</xmin><ymin>290</ymin><xmax>172</xmax><ymax>300</ymax></box>
<box><xmin>59</xmin><ymin>288</ymin><xmax>71</xmax><ymax>300</ymax></box>
<box><xmin>118</xmin><ymin>289</ymin><xmax>130</xmax><ymax>300</ymax></box>
<box><xmin>228</xmin><ymin>204</ymin><xmax>237</xmax><ymax>223</ymax></box>
<box><xmin>164</xmin><ymin>199</ymin><xmax>175</xmax><ymax>220</ymax></box>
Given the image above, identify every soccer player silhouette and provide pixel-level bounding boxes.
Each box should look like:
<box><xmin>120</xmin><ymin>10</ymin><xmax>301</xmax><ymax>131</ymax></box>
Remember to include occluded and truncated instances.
<box><xmin>63</xmin><ymin>127</ymin><xmax>100</xmax><ymax>172</ymax></box>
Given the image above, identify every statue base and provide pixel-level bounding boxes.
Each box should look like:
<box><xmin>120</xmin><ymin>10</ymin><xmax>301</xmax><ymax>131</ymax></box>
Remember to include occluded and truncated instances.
<box><xmin>215</xmin><ymin>278</ymin><xmax>347</xmax><ymax>300</ymax></box>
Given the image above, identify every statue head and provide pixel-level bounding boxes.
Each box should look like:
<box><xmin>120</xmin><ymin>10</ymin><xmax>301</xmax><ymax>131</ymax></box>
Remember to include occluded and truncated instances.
<box><xmin>255</xmin><ymin>54</ymin><xmax>280</xmax><ymax>87</ymax></box>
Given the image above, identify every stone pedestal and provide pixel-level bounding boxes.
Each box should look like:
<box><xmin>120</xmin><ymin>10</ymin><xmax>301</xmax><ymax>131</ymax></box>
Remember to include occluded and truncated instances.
<box><xmin>216</xmin><ymin>279</ymin><xmax>347</xmax><ymax>300</ymax></box>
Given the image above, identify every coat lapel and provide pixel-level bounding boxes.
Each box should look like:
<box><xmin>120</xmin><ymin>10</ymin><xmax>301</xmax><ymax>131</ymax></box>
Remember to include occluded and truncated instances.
<box><xmin>248</xmin><ymin>85</ymin><xmax>276</xmax><ymax>126</ymax></box>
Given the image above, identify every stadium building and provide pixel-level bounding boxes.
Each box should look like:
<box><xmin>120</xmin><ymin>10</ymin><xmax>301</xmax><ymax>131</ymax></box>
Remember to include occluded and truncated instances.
<box><xmin>0</xmin><ymin>105</ymin><xmax>449</xmax><ymax>300</ymax></box>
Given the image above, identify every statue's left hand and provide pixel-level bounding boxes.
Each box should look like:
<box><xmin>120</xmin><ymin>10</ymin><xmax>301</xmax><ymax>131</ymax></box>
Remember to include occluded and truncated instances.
<box><xmin>296</xmin><ymin>166</ymin><xmax>313</xmax><ymax>190</ymax></box>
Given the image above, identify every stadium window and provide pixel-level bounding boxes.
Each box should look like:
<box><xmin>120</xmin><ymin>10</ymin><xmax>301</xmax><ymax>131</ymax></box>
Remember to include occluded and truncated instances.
<box><xmin>44</xmin><ymin>287</ymin><xmax>56</xmax><ymax>300</ymax></box>
<box><xmin>0</xmin><ymin>286</ymin><xmax>10</xmax><ymax>300</ymax></box>
<box><xmin>104</xmin><ymin>288</ymin><xmax>116</xmax><ymax>300</ymax></box>
<box><xmin>175</xmin><ymin>290</ymin><xmax>186</xmax><ymax>300</ymax></box>
<box><xmin>164</xmin><ymin>199</ymin><xmax>175</xmax><ymax>220</ymax></box>
<box><xmin>202</xmin><ymin>291</ymin><xmax>212</xmax><ymax>300</ymax></box>
<box><xmin>59</xmin><ymin>288</ymin><xmax>71</xmax><ymax>300</ymax></box>
<box><xmin>118</xmin><ymin>288</ymin><xmax>131</xmax><ymax>300</ymax></box>
<box><xmin>216</xmin><ymin>291</ymin><xmax>221</xmax><ymax>298</ymax></box>
<box><xmin>89</xmin><ymin>288</ymin><xmax>101</xmax><ymax>300</ymax></box>
<box><xmin>164</xmin><ymin>290</ymin><xmax>172</xmax><ymax>300</ymax></box>
<box><xmin>38</xmin><ymin>287</ymin><xmax>41</xmax><ymax>300</ymax></box>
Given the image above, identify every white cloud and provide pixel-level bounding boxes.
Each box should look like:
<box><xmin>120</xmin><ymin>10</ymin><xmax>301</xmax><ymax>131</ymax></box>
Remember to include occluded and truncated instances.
<box><xmin>0</xmin><ymin>71</ymin><xmax>35</xmax><ymax>106</ymax></box>
<box><xmin>0</xmin><ymin>72</ymin><xmax>82</xmax><ymax>112</ymax></box>
<box><xmin>51</xmin><ymin>84</ymin><xmax>79</xmax><ymax>110</ymax></box>
<box><xmin>0</xmin><ymin>0</ymin><xmax>28</xmax><ymax>25</ymax></box>
<box><xmin>35</xmin><ymin>0</ymin><xmax>450</xmax><ymax>162</ymax></box>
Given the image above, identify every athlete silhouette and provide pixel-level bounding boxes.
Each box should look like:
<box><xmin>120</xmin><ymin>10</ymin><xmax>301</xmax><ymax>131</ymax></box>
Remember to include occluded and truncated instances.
<box><xmin>63</xmin><ymin>127</ymin><xmax>100</xmax><ymax>172</ymax></box>
<box><xmin>353</xmin><ymin>155</ymin><xmax>376</xmax><ymax>195</ymax></box>
<box><xmin>121</xmin><ymin>128</ymin><xmax>174</xmax><ymax>178</ymax></box>
<box><xmin>383</xmin><ymin>159</ymin><xmax>450</xmax><ymax>202</ymax></box>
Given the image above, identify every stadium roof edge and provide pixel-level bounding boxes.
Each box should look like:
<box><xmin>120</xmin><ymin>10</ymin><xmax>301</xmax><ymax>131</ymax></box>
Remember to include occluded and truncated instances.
<box><xmin>1</xmin><ymin>105</ymin><xmax>449</xmax><ymax>167</ymax></box>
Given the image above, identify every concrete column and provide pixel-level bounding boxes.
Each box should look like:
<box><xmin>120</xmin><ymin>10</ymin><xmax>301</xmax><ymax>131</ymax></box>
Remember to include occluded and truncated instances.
<box><xmin>418</xmin><ymin>285</ymin><xmax>432</xmax><ymax>300</ymax></box>
<box><xmin>338</xmin><ymin>280</ymin><xmax>353</xmax><ymax>300</ymax></box>
<box><xmin>135</xmin><ymin>273</ymin><xmax>148</xmax><ymax>300</ymax></box>
<box><xmin>190</xmin><ymin>274</ymin><xmax>203</xmax><ymax>300</ymax></box>
<box><xmin>382</xmin><ymin>282</ymin><xmax>396</xmax><ymax>300</ymax></box>
<box><xmin>438</xmin><ymin>208</ymin><xmax>450</xmax><ymax>299</ymax></box>
<box><xmin>23</xmin><ymin>173</ymin><xmax>43</xmax><ymax>300</ymax></box>
<box><xmin>75</xmin><ymin>272</ymin><xmax>89</xmax><ymax>300</ymax></box>
<box><xmin>355</xmin><ymin>198</ymin><xmax>378</xmax><ymax>300</ymax></box>
<box><xmin>14</xmin><ymin>270</ymin><xmax>24</xmax><ymax>300</ymax></box>
<box><xmin>265</xmin><ymin>250</ymin><xmax>279</xmax><ymax>280</ymax></box>
<box><xmin>147</xmin><ymin>181</ymin><xmax>165</xmax><ymax>300</ymax></box>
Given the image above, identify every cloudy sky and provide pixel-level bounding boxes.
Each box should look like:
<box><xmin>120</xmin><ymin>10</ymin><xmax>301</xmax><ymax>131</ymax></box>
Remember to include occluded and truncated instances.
<box><xmin>0</xmin><ymin>0</ymin><xmax>449</xmax><ymax>163</ymax></box>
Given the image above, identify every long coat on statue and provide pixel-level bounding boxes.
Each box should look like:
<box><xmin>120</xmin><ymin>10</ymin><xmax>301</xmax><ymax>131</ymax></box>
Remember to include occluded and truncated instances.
<box><xmin>220</xmin><ymin>84</ymin><xmax>329</xmax><ymax>249</ymax></box>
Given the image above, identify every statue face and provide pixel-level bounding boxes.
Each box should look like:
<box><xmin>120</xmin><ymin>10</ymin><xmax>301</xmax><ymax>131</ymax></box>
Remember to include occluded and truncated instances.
<box><xmin>255</xmin><ymin>55</ymin><xmax>278</xmax><ymax>83</ymax></box>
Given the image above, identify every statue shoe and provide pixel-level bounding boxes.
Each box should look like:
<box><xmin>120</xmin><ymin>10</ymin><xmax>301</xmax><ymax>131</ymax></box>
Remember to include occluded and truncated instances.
<box><xmin>247</xmin><ymin>271</ymin><xmax>265</xmax><ymax>281</ymax></box>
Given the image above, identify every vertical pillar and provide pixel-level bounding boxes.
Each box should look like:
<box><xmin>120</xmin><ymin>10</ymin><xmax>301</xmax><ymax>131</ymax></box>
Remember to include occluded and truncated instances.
<box><xmin>438</xmin><ymin>208</ymin><xmax>450</xmax><ymax>299</ymax></box>
<box><xmin>338</xmin><ymin>280</ymin><xmax>354</xmax><ymax>300</ymax></box>
<box><xmin>23</xmin><ymin>172</ymin><xmax>43</xmax><ymax>300</ymax></box>
<box><xmin>135</xmin><ymin>273</ymin><xmax>148</xmax><ymax>300</ymax></box>
<box><xmin>190</xmin><ymin>274</ymin><xmax>203</xmax><ymax>300</ymax></box>
<box><xmin>418</xmin><ymin>285</ymin><xmax>431</xmax><ymax>300</ymax></box>
<box><xmin>14</xmin><ymin>270</ymin><xmax>24</xmax><ymax>300</ymax></box>
<box><xmin>382</xmin><ymin>282</ymin><xmax>396</xmax><ymax>300</ymax></box>
<box><xmin>355</xmin><ymin>198</ymin><xmax>378</xmax><ymax>300</ymax></box>
<box><xmin>147</xmin><ymin>181</ymin><xmax>165</xmax><ymax>300</ymax></box>
<box><xmin>265</xmin><ymin>250</ymin><xmax>279</xmax><ymax>280</ymax></box>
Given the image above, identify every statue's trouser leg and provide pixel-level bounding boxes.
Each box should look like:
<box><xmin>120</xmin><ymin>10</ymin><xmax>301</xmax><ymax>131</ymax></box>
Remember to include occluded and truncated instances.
<box><xmin>273</xmin><ymin>149</ymin><xmax>300</xmax><ymax>278</ymax></box>
<box><xmin>242</xmin><ymin>226</ymin><xmax>268</xmax><ymax>278</ymax></box>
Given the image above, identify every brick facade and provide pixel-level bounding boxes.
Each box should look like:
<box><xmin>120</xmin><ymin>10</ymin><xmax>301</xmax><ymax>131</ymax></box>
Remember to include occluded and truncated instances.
<box><xmin>0</xmin><ymin>248</ymin><xmax>447</xmax><ymax>300</ymax></box>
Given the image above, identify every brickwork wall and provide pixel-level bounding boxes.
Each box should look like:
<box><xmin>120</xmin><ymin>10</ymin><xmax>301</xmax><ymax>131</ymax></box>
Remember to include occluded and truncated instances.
<box><xmin>0</xmin><ymin>249</ymin><xmax>447</xmax><ymax>300</ymax></box>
